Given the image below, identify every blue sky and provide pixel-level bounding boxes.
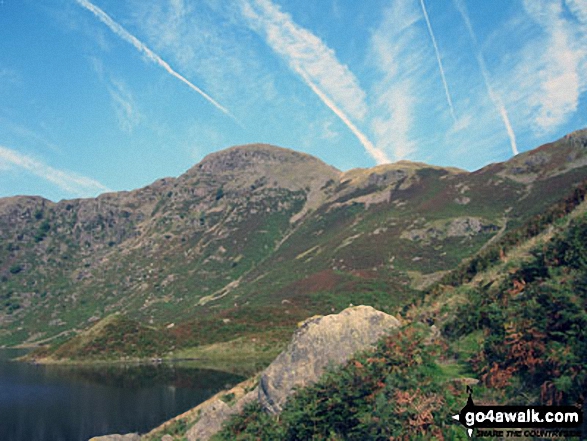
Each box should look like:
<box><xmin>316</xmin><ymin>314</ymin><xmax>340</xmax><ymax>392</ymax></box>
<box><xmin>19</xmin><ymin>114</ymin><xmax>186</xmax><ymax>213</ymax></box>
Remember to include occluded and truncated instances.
<box><xmin>1</xmin><ymin>0</ymin><xmax>586</xmax><ymax>202</ymax></box>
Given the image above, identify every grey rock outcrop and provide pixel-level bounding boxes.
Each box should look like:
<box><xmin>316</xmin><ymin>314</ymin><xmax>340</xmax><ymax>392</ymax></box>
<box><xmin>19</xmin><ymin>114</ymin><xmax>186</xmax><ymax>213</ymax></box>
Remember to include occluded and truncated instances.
<box><xmin>186</xmin><ymin>398</ymin><xmax>233</xmax><ymax>441</ymax></box>
<box><xmin>88</xmin><ymin>434</ymin><xmax>141</xmax><ymax>441</ymax></box>
<box><xmin>186</xmin><ymin>387</ymin><xmax>257</xmax><ymax>441</ymax></box>
<box><xmin>258</xmin><ymin>305</ymin><xmax>400</xmax><ymax>414</ymax></box>
<box><xmin>183</xmin><ymin>305</ymin><xmax>400</xmax><ymax>440</ymax></box>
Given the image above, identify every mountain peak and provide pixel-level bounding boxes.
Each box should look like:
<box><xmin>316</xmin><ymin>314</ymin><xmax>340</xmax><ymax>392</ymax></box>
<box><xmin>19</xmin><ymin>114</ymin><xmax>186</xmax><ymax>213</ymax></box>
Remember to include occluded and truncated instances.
<box><xmin>2</xmin><ymin>128</ymin><xmax>587</xmax><ymax>358</ymax></box>
<box><xmin>195</xmin><ymin>143</ymin><xmax>337</xmax><ymax>175</ymax></box>
<box><xmin>181</xmin><ymin>144</ymin><xmax>341</xmax><ymax>218</ymax></box>
<box><xmin>564</xmin><ymin>128</ymin><xmax>587</xmax><ymax>146</ymax></box>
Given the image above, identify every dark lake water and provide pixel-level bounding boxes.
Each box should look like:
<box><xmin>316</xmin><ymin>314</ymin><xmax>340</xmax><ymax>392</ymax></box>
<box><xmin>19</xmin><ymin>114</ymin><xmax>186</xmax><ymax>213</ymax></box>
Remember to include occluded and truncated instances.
<box><xmin>0</xmin><ymin>349</ymin><xmax>245</xmax><ymax>441</ymax></box>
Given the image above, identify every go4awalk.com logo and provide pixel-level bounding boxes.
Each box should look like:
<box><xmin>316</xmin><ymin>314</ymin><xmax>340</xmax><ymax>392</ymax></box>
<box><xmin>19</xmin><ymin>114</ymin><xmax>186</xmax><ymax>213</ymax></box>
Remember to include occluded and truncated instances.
<box><xmin>451</xmin><ymin>388</ymin><xmax>584</xmax><ymax>438</ymax></box>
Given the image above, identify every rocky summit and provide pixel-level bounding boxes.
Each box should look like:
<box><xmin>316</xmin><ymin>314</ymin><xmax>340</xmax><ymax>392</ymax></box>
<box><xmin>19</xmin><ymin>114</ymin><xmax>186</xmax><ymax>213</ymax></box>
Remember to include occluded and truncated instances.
<box><xmin>1</xmin><ymin>131</ymin><xmax>587</xmax><ymax>359</ymax></box>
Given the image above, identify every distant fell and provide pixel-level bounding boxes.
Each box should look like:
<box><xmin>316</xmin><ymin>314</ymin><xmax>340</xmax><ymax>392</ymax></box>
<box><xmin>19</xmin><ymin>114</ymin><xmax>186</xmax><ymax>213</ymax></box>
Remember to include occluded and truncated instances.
<box><xmin>1</xmin><ymin>130</ymin><xmax>586</xmax><ymax>359</ymax></box>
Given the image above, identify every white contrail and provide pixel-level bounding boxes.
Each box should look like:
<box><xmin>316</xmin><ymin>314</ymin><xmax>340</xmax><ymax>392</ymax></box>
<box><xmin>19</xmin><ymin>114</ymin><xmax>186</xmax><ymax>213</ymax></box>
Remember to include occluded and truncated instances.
<box><xmin>453</xmin><ymin>0</ymin><xmax>518</xmax><ymax>155</ymax></box>
<box><xmin>0</xmin><ymin>145</ymin><xmax>111</xmax><ymax>196</ymax></box>
<box><xmin>299</xmin><ymin>71</ymin><xmax>391</xmax><ymax>164</ymax></box>
<box><xmin>419</xmin><ymin>0</ymin><xmax>457</xmax><ymax>122</ymax></box>
<box><xmin>241</xmin><ymin>0</ymin><xmax>390</xmax><ymax>164</ymax></box>
<box><xmin>74</xmin><ymin>0</ymin><xmax>240</xmax><ymax>124</ymax></box>
<box><xmin>474</xmin><ymin>48</ymin><xmax>519</xmax><ymax>156</ymax></box>
<box><xmin>471</xmin><ymin>44</ymin><xmax>519</xmax><ymax>156</ymax></box>
<box><xmin>496</xmin><ymin>98</ymin><xmax>518</xmax><ymax>156</ymax></box>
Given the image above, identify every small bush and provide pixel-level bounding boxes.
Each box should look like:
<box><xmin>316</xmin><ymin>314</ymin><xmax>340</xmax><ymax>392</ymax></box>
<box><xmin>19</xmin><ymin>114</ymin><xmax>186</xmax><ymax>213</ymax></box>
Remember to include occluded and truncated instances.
<box><xmin>9</xmin><ymin>265</ymin><xmax>22</xmax><ymax>274</ymax></box>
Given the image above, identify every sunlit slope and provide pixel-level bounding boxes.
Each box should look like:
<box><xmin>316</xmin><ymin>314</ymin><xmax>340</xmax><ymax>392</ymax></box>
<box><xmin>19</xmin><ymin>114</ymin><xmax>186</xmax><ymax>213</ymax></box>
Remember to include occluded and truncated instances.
<box><xmin>1</xmin><ymin>130</ymin><xmax>586</xmax><ymax>351</ymax></box>
<box><xmin>210</xmin><ymin>166</ymin><xmax>587</xmax><ymax>441</ymax></box>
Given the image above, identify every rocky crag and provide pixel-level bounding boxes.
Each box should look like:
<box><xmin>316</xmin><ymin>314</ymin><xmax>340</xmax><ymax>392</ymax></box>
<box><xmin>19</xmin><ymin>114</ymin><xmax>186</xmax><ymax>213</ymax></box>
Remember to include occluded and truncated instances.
<box><xmin>1</xmin><ymin>130</ymin><xmax>587</xmax><ymax>359</ymax></box>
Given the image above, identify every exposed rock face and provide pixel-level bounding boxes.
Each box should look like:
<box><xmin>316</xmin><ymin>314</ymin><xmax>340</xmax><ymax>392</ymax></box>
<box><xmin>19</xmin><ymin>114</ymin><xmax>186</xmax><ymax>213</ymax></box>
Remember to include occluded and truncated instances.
<box><xmin>196</xmin><ymin>144</ymin><xmax>333</xmax><ymax>174</ymax></box>
<box><xmin>564</xmin><ymin>128</ymin><xmax>587</xmax><ymax>148</ymax></box>
<box><xmin>182</xmin><ymin>306</ymin><xmax>400</xmax><ymax>440</ymax></box>
<box><xmin>186</xmin><ymin>398</ymin><xmax>232</xmax><ymax>441</ymax></box>
<box><xmin>88</xmin><ymin>434</ymin><xmax>141</xmax><ymax>441</ymax></box>
<box><xmin>186</xmin><ymin>391</ymin><xmax>256</xmax><ymax>441</ymax></box>
<box><xmin>366</xmin><ymin>168</ymin><xmax>408</xmax><ymax>187</ymax></box>
<box><xmin>258</xmin><ymin>305</ymin><xmax>401</xmax><ymax>414</ymax></box>
<box><xmin>446</xmin><ymin>217</ymin><xmax>495</xmax><ymax>237</ymax></box>
<box><xmin>192</xmin><ymin>144</ymin><xmax>340</xmax><ymax>196</ymax></box>
<box><xmin>401</xmin><ymin>216</ymin><xmax>499</xmax><ymax>242</ymax></box>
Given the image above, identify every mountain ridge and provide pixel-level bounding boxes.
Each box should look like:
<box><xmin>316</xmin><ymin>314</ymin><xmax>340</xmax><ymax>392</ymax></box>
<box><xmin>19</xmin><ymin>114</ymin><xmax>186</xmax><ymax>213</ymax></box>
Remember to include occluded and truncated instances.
<box><xmin>1</xmin><ymin>130</ymin><xmax>586</xmax><ymax>353</ymax></box>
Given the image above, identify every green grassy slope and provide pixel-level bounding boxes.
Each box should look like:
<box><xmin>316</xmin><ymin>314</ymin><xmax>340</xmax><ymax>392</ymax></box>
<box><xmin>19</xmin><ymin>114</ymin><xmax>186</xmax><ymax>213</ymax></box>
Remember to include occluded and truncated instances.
<box><xmin>1</xmin><ymin>131</ymin><xmax>587</xmax><ymax>361</ymax></box>
<box><xmin>209</xmin><ymin>179</ymin><xmax>587</xmax><ymax>441</ymax></box>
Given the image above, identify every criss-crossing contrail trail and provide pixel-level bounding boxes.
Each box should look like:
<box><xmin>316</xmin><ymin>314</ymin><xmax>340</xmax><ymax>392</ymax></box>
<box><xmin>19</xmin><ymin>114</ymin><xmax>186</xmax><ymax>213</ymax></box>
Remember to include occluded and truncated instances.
<box><xmin>453</xmin><ymin>0</ymin><xmax>518</xmax><ymax>156</ymax></box>
<box><xmin>419</xmin><ymin>0</ymin><xmax>457</xmax><ymax>123</ymax></box>
<box><xmin>74</xmin><ymin>0</ymin><xmax>241</xmax><ymax>125</ymax></box>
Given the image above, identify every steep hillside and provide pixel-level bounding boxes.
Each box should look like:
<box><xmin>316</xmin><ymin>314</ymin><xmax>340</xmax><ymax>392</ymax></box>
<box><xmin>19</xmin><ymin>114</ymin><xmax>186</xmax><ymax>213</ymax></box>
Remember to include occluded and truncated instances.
<box><xmin>1</xmin><ymin>130</ymin><xmax>587</xmax><ymax>356</ymax></box>
<box><xmin>206</xmin><ymin>178</ymin><xmax>587</xmax><ymax>441</ymax></box>
<box><xmin>0</xmin><ymin>145</ymin><xmax>339</xmax><ymax>347</ymax></box>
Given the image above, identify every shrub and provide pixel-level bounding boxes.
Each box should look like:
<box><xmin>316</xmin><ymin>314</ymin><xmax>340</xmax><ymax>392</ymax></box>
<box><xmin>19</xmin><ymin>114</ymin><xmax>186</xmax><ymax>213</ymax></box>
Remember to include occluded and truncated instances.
<box><xmin>9</xmin><ymin>265</ymin><xmax>22</xmax><ymax>274</ymax></box>
<box><xmin>215</xmin><ymin>326</ymin><xmax>466</xmax><ymax>440</ymax></box>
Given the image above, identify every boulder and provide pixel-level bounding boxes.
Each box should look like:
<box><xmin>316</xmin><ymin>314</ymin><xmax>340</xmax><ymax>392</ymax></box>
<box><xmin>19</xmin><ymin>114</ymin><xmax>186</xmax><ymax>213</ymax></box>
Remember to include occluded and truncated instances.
<box><xmin>88</xmin><ymin>434</ymin><xmax>141</xmax><ymax>441</ymax></box>
<box><xmin>258</xmin><ymin>305</ymin><xmax>400</xmax><ymax>414</ymax></box>
<box><xmin>186</xmin><ymin>398</ymin><xmax>231</xmax><ymax>441</ymax></box>
<box><xmin>186</xmin><ymin>391</ymin><xmax>256</xmax><ymax>441</ymax></box>
<box><xmin>185</xmin><ymin>306</ymin><xmax>400</xmax><ymax>439</ymax></box>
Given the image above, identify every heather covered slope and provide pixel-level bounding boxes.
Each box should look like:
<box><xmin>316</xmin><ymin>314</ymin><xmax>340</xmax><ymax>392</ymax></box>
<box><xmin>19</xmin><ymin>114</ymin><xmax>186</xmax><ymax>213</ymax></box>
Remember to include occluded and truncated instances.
<box><xmin>142</xmin><ymin>197</ymin><xmax>587</xmax><ymax>440</ymax></box>
<box><xmin>208</xmin><ymin>177</ymin><xmax>587</xmax><ymax>441</ymax></box>
<box><xmin>0</xmin><ymin>145</ymin><xmax>339</xmax><ymax>347</ymax></box>
<box><xmin>1</xmin><ymin>130</ymin><xmax>587</xmax><ymax>357</ymax></box>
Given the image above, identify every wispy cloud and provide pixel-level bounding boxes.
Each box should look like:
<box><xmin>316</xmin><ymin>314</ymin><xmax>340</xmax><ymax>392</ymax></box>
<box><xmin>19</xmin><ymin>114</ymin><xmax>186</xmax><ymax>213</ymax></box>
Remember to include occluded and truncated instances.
<box><xmin>565</xmin><ymin>0</ymin><xmax>587</xmax><ymax>25</ymax></box>
<box><xmin>320</xmin><ymin>119</ymin><xmax>339</xmax><ymax>141</ymax></box>
<box><xmin>419</xmin><ymin>0</ymin><xmax>456</xmax><ymax>122</ymax></box>
<box><xmin>240</xmin><ymin>0</ymin><xmax>367</xmax><ymax>120</ymax></box>
<box><xmin>468</xmin><ymin>0</ymin><xmax>587</xmax><ymax>152</ymax></box>
<box><xmin>129</xmin><ymin>1</ymin><xmax>272</xmax><ymax>113</ymax></box>
<box><xmin>0</xmin><ymin>145</ymin><xmax>111</xmax><ymax>197</ymax></box>
<box><xmin>0</xmin><ymin>116</ymin><xmax>63</xmax><ymax>154</ymax></box>
<box><xmin>299</xmin><ymin>70</ymin><xmax>389</xmax><ymax>164</ymax></box>
<box><xmin>74</xmin><ymin>0</ymin><xmax>239</xmax><ymax>123</ymax></box>
<box><xmin>108</xmin><ymin>79</ymin><xmax>142</xmax><ymax>133</ymax></box>
<box><xmin>89</xmin><ymin>57</ymin><xmax>142</xmax><ymax>134</ymax></box>
<box><xmin>453</xmin><ymin>0</ymin><xmax>518</xmax><ymax>156</ymax></box>
<box><xmin>240</xmin><ymin>0</ymin><xmax>390</xmax><ymax>164</ymax></box>
<box><xmin>519</xmin><ymin>0</ymin><xmax>585</xmax><ymax>135</ymax></box>
<box><xmin>368</xmin><ymin>0</ymin><xmax>427</xmax><ymax>161</ymax></box>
